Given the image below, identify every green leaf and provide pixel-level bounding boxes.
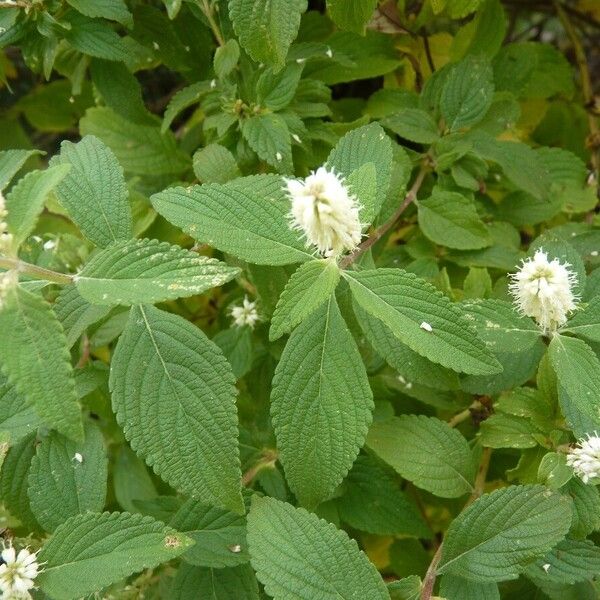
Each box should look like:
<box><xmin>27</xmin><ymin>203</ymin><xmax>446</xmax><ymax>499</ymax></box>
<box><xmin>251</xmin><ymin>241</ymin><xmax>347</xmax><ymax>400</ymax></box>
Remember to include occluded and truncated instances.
<box><xmin>161</xmin><ymin>81</ymin><xmax>211</xmax><ymax>133</ymax></box>
<box><xmin>343</xmin><ymin>268</ymin><xmax>501</xmax><ymax>375</ymax></box>
<box><xmin>256</xmin><ymin>64</ymin><xmax>303</xmax><ymax>111</ymax></box>
<box><xmin>538</xmin><ymin>452</ymin><xmax>573</xmax><ymax>490</ymax></box>
<box><xmin>336</xmin><ymin>454</ymin><xmax>430</xmax><ymax>537</ymax></box>
<box><xmin>418</xmin><ymin>191</ymin><xmax>491</xmax><ymax>250</ymax></box>
<box><xmin>76</xmin><ymin>239</ymin><xmax>239</xmax><ymax>306</ymax></box>
<box><xmin>171</xmin><ymin>564</ymin><xmax>259</xmax><ymax>600</ymax></box>
<box><xmin>548</xmin><ymin>335</ymin><xmax>600</xmax><ymax>437</ymax></box>
<box><xmin>193</xmin><ymin>144</ymin><xmax>240</xmax><ymax>184</ymax></box>
<box><xmin>0</xmin><ymin>149</ymin><xmax>41</xmax><ymax>191</ymax></box>
<box><xmin>54</xmin><ymin>285</ymin><xmax>112</xmax><ymax>348</ymax></box>
<box><xmin>169</xmin><ymin>496</ymin><xmax>250</xmax><ymax>567</ymax></box>
<box><xmin>241</xmin><ymin>113</ymin><xmax>292</xmax><ymax>173</ymax></box>
<box><xmin>270</xmin><ymin>259</ymin><xmax>340</xmax><ymax>341</ymax></box>
<box><xmin>214</xmin><ymin>39</ymin><xmax>240</xmax><ymax>79</ymax></box>
<box><xmin>526</xmin><ymin>538</ymin><xmax>600</xmax><ymax>584</ymax></box>
<box><xmin>440</xmin><ymin>575</ymin><xmax>500</xmax><ymax>600</ymax></box>
<box><xmin>271</xmin><ymin>296</ymin><xmax>373</xmax><ymax>507</ymax></box>
<box><xmin>63</xmin><ymin>12</ymin><xmax>130</xmax><ymax>61</ymax></box>
<box><xmin>0</xmin><ymin>287</ymin><xmax>83</xmax><ymax>441</ymax></box>
<box><xmin>387</xmin><ymin>575</ymin><xmax>421</xmax><ymax>600</ymax></box>
<box><xmin>327</xmin><ymin>0</ymin><xmax>378</xmax><ymax>33</ymax></box>
<box><xmin>564</xmin><ymin>478</ymin><xmax>600</xmax><ymax>539</ymax></box>
<box><xmin>467</xmin><ymin>130</ymin><xmax>550</xmax><ymax>200</ymax></box>
<box><xmin>353</xmin><ymin>302</ymin><xmax>460</xmax><ymax>390</ymax></box>
<box><xmin>110</xmin><ymin>305</ymin><xmax>243</xmax><ymax>513</ymax></box>
<box><xmin>247</xmin><ymin>496</ymin><xmax>390</xmax><ymax>600</ymax></box>
<box><xmin>5</xmin><ymin>163</ymin><xmax>71</xmax><ymax>249</ymax></box>
<box><xmin>326</xmin><ymin>123</ymin><xmax>393</xmax><ymax>224</ymax></box>
<box><xmin>441</xmin><ymin>55</ymin><xmax>494</xmax><ymax>131</ymax></box>
<box><xmin>480</xmin><ymin>414</ymin><xmax>539</xmax><ymax>449</ymax></box>
<box><xmin>151</xmin><ymin>180</ymin><xmax>312</xmax><ymax>265</ymax></box>
<box><xmin>461</xmin><ymin>299</ymin><xmax>541</xmax><ymax>353</ymax></box>
<box><xmin>80</xmin><ymin>107</ymin><xmax>190</xmax><ymax>176</ymax></box>
<box><xmin>65</xmin><ymin>0</ymin><xmax>132</xmax><ymax>26</ymax></box>
<box><xmin>562</xmin><ymin>296</ymin><xmax>600</xmax><ymax>343</ymax></box>
<box><xmin>229</xmin><ymin>0</ymin><xmax>307</xmax><ymax>68</ymax></box>
<box><xmin>37</xmin><ymin>511</ymin><xmax>193</xmax><ymax>600</ymax></box>
<box><xmin>367</xmin><ymin>416</ymin><xmax>475</xmax><ymax>498</ymax></box>
<box><xmin>50</xmin><ymin>135</ymin><xmax>132</xmax><ymax>247</ymax></box>
<box><xmin>28</xmin><ymin>422</ymin><xmax>107</xmax><ymax>532</ymax></box>
<box><xmin>456</xmin><ymin>0</ymin><xmax>506</xmax><ymax>59</ymax></box>
<box><xmin>213</xmin><ymin>327</ymin><xmax>253</xmax><ymax>380</ymax></box>
<box><xmin>381</xmin><ymin>108</ymin><xmax>440</xmax><ymax>144</ymax></box>
<box><xmin>438</xmin><ymin>484</ymin><xmax>572</xmax><ymax>582</ymax></box>
<box><xmin>0</xmin><ymin>373</ymin><xmax>41</xmax><ymax>443</ymax></box>
<box><xmin>0</xmin><ymin>432</ymin><xmax>39</xmax><ymax>529</ymax></box>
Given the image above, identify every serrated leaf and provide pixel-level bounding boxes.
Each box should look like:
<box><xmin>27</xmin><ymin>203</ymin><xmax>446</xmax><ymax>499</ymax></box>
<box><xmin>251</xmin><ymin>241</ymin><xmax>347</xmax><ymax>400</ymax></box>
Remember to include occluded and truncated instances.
<box><xmin>241</xmin><ymin>113</ymin><xmax>292</xmax><ymax>173</ymax></box>
<box><xmin>271</xmin><ymin>296</ymin><xmax>373</xmax><ymax>507</ymax></box>
<box><xmin>5</xmin><ymin>163</ymin><xmax>71</xmax><ymax>249</ymax></box>
<box><xmin>367</xmin><ymin>416</ymin><xmax>475</xmax><ymax>498</ymax></box>
<box><xmin>247</xmin><ymin>496</ymin><xmax>390</xmax><ymax>600</ymax></box>
<box><xmin>28</xmin><ymin>422</ymin><xmax>107</xmax><ymax>532</ymax></box>
<box><xmin>113</xmin><ymin>445</ymin><xmax>157</xmax><ymax>514</ymax></box>
<box><xmin>76</xmin><ymin>239</ymin><xmax>239</xmax><ymax>306</ymax></box>
<box><xmin>480</xmin><ymin>414</ymin><xmax>539</xmax><ymax>449</ymax></box>
<box><xmin>270</xmin><ymin>259</ymin><xmax>340</xmax><ymax>340</ymax></box>
<box><xmin>438</xmin><ymin>484</ymin><xmax>572</xmax><ymax>581</ymax></box>
<box><xmin>66</xmin><ymin>0</ymin><xmax>132</xmax><ymax>26</ymax></box>
<box><xmin>0</xmin><ymin>373</ymin><xmax>41</xmax><ymax>443</ymax></box>
<box><xmin>467</xmin><ymin>130</ymin><xmax>550</xmax><ymax>200</ymax></box>
<box><xmin>336</xmin><ymin>454</ymin><xmax>430</xmax><ymax>537</ymax></box>
<box><xmin>161</xmin><ymin>81</ymin><xmax>211</xmax><ymax>133</ymax></box>
<box><xmin>343</xmin><ymin>268</ymin><xmax>501</xmax><ymax>375</ymax></box>
<box><xmin>387</xmin><ymin>575</ymin><xmax>421</xmax><ymax>600</ymax></box>
<box><xmin>327</xmin><ymin>0</ymin><xmax>378</xmax><ymax>33</ymax></box>
<box><xmin>37</xmin><ymin>511</ymin><xmax>193</xmax><ymax>600</ymax></box>
<box><xmin>214</xmin><ymin>39</ymin><xmax>240</xmax><ymax>79</ymax></box>
<box><xmin>461</xmin><ymin>299</ymin><xmax>541</xmax><ymax>353</ymax></box>
<box><xmin>151</xmin><ymin>181</ymin><xmax>312</xmax><ymax>265</ymax></box>
<box><xmin>326</xmin><ymin>123</ymin><xmax>393</xmax><ymax>224</ymax></box>
<box><xmin>50</xmin><ymin>136</ymin><xmax>132</xmax><ymax>247</ymax></box>
<box><xmin>353</xmin><ymin>302</ymin><xmax>460</xmax><ymax>391</ymax></box>
<box><xmin>169</xmin><ymin>496</ymin><xmax>250</xmax><ymax>567</ymax></box>
<box><xmin>441</xmin><ymin>55</ymin><xmax>494</xmax><ymax>131</ymax></box>
<box><xmin>213</xmin><ymin>326</ymin><xmax>253</xmax><ymax>379</ymax></box>
<box><xmin>564</xmin><ymin>478</ymin><xmax>600</xmax><ymax>539</ymax></box>
<box><xmin>548</xmin><ymin>334</ymin><xmax>600</xmax><ymax>437</ymax></box>
<box><xmin>54</xmin><ymin>285</ymin><xmax>112</xmax><ymax>348</ymax></box>
<box><xmin>63</xmin><ymin>12</ymin><xmax>130</xmax><ymax>61</ymax></box>
<box><xmin>562</xmin><ymin>296</ymin><xmax>600</xmax><ymax>343</ymax></box>
<box><xmin>229</xmin><ymin>0</ymin><xmax>307</xmax><ymax>68</ymax></box>
<box><xmin>193</xmin><ymin>143</ymin><xmax>240</xmax><ymax>184</ymax></box>
<box><xmin>458</xmin><ymin>0</ymin><xmax>507</xmax><ymax>59</ymax></box>
<box><xmin>0</xmin><ymin>149</ymin><xmax>42</xmax><ymax>190</ymax></box>
<box><xmin>440</xmin><ymin>575</ymin><xmax>500</xmax><ymax>600</ymax></box>
<box><xmin>256</xmin><ymin>64</ymin><xmax>303</xmax><ymax>111</ymax></box>
<box><xmin>0</xmin><ymin>287</ymin><xmax>83</xmax><ymax>441</ymax></box>
<box><xmin>110</xmin><ymin>305</ymin><xmax>243</xmax><ymax>513</ymax></box>
<box><xmin>527</xmin><ymin>538</ymin><xmax>600</xmax><ymax>584</ymax></box>
<box><xmin>80</xmin><ymin>107</ymin><xmax>190</xmax><ymax>176</ymax></box>
<box><xmin>0</xmin><ymin>432</ymin><xmax>39</xmax><ymax>529</ymax></box>
<box><xmin>381</xmin><ymin>109</ymin><xmax>440</xmax><ymax>144</ymax></box>
<box><xmin>418</xmin><ymin>191</ymin><xmax>491</xmax><ymax>250</ymax></box>
<box><xmin>171</xmin><ymin>563</ymin><xmax>259</xmax><ymax>600</ymax></box>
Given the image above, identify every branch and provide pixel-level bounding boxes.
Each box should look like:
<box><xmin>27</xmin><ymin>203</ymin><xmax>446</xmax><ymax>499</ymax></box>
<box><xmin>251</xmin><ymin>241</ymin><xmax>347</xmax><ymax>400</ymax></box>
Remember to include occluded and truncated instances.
<box><xmin>0</xmin><ymin>256</ymin><xmax>73</xmax><ymax>285</ymax></box>
<box><xmin>242</xmin><ymin>449</ymin><xmax>278</xmax><ymax>487</ymax></box>
<box><xmin>339</xmin><ymin>162</ymin><xmax>430</xmax><ymax>270</ymax></box>
<box><xmin>199</xmin><ymin>0</ymin><xmax>225</xmax><ymax>47</ymax></box>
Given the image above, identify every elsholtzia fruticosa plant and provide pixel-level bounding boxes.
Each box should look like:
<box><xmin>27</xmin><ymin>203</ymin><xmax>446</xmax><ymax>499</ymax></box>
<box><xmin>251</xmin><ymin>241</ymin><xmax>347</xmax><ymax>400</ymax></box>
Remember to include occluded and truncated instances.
<box><xmin>0</xmin><ymin>0</ymin><xmax>599</xmax><ymax>598</ymax></box>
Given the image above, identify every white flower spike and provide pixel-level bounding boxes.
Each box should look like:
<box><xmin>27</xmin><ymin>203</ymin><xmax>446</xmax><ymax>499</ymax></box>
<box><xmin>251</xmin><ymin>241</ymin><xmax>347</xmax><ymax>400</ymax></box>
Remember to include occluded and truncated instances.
<box><xmin>567</xmin><ymin>434</ymin><xmax>600</xmax><ymax>484</ymax></box>
<box><xmin>231</xmin><ymin>296</ymin><xmax>260</xmax><ymax>329</ymax></box>
<box><xmin>509</xmin><ymin>248</ymin><xmax>577</xmax><ymax>333</ymax></box>
<box><xmin>0</xmin><ymin>542</ymin><xmax>40</xmax><ymax>599</ymax></box>
<box><xmin>285</xmin><ymin>166</ymin><xmax>362</xmax><ymax>258</ymax></box>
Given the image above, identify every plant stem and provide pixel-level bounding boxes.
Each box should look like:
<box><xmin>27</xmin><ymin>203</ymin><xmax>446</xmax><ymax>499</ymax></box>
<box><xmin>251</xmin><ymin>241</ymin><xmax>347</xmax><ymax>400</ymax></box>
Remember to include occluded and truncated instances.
<box><xmin>199</xmin><ymin>0</ymin><xmax>225</xmax><ymax>47</ymax></box>
<box><xmin>554</xmin><ymin>1</ymin><xmax>599</xmax><ymax>179</ymax></box>
<box><xmin>339</xmin><ymin>162</ymin><xmax>430</xmax><ymax>269</ymax></box>
<box><xmin>241</xmin><ymin>449</ymin><xmax>278</xmax><ymax>486</ymax></box>
<box><xmin>0</xmin><ymin>256</ymin><xmax>73</xmax><ymax>285</ymax></box>
<box><xmin>420</xmin><ymin>447</ymin><xmax>492</xmax><ymax>599</ymax></box>
<box><xmin>447</xmin><ymin>401</ymin><xmax>481</xmax><ymax>428</ymax></box>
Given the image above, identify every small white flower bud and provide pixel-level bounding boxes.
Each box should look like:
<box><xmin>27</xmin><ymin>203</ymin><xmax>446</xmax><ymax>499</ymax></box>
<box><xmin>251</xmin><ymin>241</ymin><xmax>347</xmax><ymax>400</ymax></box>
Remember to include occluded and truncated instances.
<box><xmin>0</xmin><ymin>270</ymin><xmax>17</xmax><ymax>310</ymax></box>
<box><xmin>567</xmin><ymin>434</ymin><xmax>600</xmax><ymax>484</ymax></box>
<box><xmin>509</xmin><ymin>248</ymin><xmax>577</xmax><ymax>333</ymax></box>
<box><xmin>285</xmin><ymin>166</ymin><xmax>362</xmax><ymax>258</ymax></box>
<box><xmin>231</xmin><ymin>296</ymin><xmax>260</xmax><ymax>329</ymax></box>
